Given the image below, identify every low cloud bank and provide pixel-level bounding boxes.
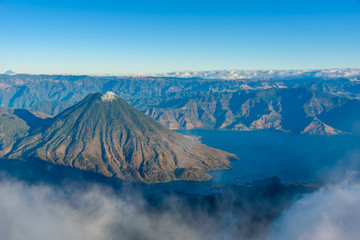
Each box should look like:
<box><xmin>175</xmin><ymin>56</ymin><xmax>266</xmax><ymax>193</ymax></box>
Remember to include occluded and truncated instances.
<box><xmin>1</xmin><ymin>172</ymin><xmax>360</xmax><ymax>240</ymax></box>
<box><xmin>0</xmin><ymin>180</ymin><xmax>211</xmax><ymax>240</ymax></box>
<box><xmin>0</xmin><ymin>177</ymin><xmax>255</xmax><ymax>240</ymax></box>
<box><xmin>267</xmin><ymin>172</ymin><xmax>360</xmax><ymax>240</ymax></box>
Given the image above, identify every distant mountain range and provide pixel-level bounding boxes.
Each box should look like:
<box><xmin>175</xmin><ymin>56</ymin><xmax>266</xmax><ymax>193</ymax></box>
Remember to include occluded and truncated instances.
<box><xmin>0</xmin><ymin>92</ymin><xmax>235</xmax><ymax>183</ymax></box>
<box><xmin>152</xmin><ymin>68</ymin><xmax>360</xmax><ymax>80</ymax></box>
<box><xmin>5</xmin><ymin>68</ymin><xmax>360</xmax><ymax>79</ymax></box>
<box><xmin>1</xmin><ymin>73</ymin><xmax>360</xmax><ymax>135</ymax></box>
<box><xmin>134</xmin><ymin>88</ymin><xmax>360</xmax><ymax>135</ymax></box>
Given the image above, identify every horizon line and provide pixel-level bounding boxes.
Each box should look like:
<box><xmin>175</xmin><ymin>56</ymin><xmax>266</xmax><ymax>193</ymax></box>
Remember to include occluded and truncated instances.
<box><xmin>2</xmin><ymin>67</ymin><xmax>360</xmax><ymax>77</ymax></box>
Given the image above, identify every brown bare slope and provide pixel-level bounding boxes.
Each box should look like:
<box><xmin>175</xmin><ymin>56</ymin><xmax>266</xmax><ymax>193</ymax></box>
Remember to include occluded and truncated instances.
<box><xmin>7</xmin><ymin>92</ymin><xmax>235</xmax><ymax>183</ymax></box>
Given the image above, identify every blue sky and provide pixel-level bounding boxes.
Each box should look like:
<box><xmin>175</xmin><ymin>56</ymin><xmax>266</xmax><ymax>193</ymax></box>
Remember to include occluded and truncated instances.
<box><xmin>0</xmin><ymin>0</ymin><xmax>360</xmax><ymax>74</ymax></box>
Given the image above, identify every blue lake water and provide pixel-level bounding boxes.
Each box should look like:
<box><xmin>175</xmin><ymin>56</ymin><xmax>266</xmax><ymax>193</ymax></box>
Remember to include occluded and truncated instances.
<box><xmin>148</xmin><ymin>130</ymin><xmax>360</xmax><ymax>194</ymax></box>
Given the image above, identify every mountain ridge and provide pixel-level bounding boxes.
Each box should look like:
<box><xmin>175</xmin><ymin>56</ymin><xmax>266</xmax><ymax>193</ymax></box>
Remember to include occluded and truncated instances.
<box><xmin>136</xmin><ymin>88</ymin><xmax>359</xmax><ymax>135</ymax></box>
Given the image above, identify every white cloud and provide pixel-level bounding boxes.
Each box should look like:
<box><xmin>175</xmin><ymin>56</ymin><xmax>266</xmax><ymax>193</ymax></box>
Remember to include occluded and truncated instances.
<box><xmin>101</xmin><ymin>91</ymin><xmax>118</xmax><ymax>102</ymax></box>
<box><xmin>151</xmin><ymin>68</ymin><xmax>360</xmax><ymax>80</ymax></box>
<box><xmin>0</xmin><ymin>179</ymin><xmax>216</xmax><ymax>240</ymax></box>
<box><xmin>267</xmin><ymin>178</ymin><xmax>360</xmax><ymax>240</ymax></box>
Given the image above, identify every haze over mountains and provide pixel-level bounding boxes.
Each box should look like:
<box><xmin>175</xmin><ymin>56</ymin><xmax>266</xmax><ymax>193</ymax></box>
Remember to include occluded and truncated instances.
<box><xmin>1</xmin><ymin>70</ymin><xmax>360</xmax><ymax>135</ymax></box>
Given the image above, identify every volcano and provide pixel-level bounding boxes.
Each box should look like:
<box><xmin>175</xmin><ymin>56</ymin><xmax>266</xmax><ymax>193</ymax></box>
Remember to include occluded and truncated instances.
<box><xmin>7</xmin><ymin>92</ymin><xmax>235</xmax><ymax>183</ymax></box>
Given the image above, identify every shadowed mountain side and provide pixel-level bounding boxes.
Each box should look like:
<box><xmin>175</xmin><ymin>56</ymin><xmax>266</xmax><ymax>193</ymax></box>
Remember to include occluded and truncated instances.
<box><xmin>0</xmin><ymin>158</ymin><xmax>118</xmax><ymax>187</ymax></box>
<box><xmin>6</xmin><ymin>92</ymin><xmax>235</xmax><ymax>183</ymax></box>
<box><xmin>13</xmin><ymin>109</ymin><xmax>53</xmax><ymax>130</ymax></box>
<box><xmin>0</xmin><ymin>108</ymin><xmax>53</xmax><ymax>156</ymax></box>
<box><xmin>318</xmin><ymin>100</ymin><xmax>360</xmax><ymax>135</ymax></box>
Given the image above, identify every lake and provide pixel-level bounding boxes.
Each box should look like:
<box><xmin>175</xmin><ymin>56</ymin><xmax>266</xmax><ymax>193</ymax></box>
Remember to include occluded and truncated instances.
<box><xmin>149</xmin><ymin>130</ymin><xmax>360</xmax><ymax>194</ymax></box>
<box><xmin>1</xmin><ymin>130</ymin><xmax>359</xmax><ymax>195</ymax></box>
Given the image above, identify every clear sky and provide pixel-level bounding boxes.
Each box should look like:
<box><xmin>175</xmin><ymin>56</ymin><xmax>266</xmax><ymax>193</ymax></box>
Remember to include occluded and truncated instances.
<box><xmin>0</xmin><ymin>0</ymin><xmax>360</xmax><ymax>75</ymax></box>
